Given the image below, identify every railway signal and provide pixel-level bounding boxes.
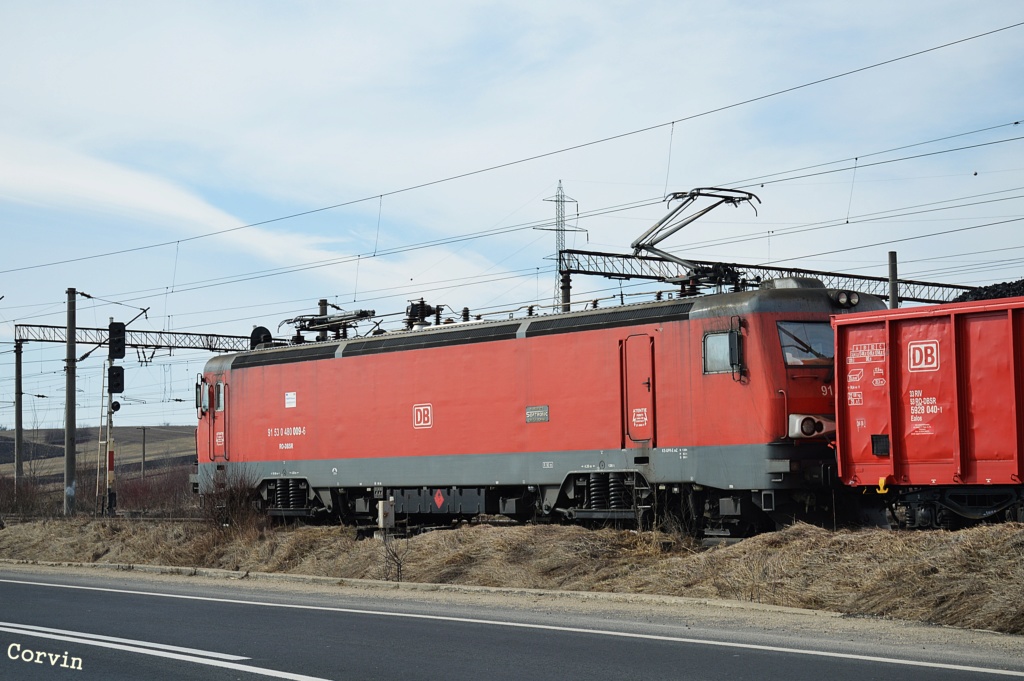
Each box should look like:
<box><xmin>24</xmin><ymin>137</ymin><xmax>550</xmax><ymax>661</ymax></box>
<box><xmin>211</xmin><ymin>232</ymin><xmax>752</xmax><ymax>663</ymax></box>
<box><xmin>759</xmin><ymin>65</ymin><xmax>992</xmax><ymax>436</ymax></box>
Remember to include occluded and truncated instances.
<box><xmin>108</xmin><ymin>321</ymin><xmax>126</xmax><ymax>359</ymax></box>
<box><xmin>13</xmin><ymin>299</ymin><xmax>253</xmax><ymax>517</ymax></box>
<box><xmin>107</xmin><ymin>365</ymin><xmax>124</xmax><ymax>394</ymax></box>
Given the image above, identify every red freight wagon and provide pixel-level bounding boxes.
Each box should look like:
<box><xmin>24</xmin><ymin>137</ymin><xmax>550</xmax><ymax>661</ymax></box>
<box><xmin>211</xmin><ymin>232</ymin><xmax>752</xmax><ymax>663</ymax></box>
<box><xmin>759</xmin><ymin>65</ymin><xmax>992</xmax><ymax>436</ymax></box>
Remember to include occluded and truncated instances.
<box><xmin>833</xmin><ymin>297</ymin><xmax>1024</xmax><ymax>528</ymax></box>
<box><xmin>197</xmin><ymin>279</ymin><xmax>882</xmax><ymax>536</ymax></box>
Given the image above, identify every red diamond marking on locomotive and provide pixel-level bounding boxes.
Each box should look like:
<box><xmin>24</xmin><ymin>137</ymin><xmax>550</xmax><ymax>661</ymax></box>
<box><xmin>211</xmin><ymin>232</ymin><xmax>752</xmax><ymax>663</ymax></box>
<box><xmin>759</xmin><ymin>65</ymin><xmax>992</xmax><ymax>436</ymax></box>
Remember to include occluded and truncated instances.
<box><xmin>433</xmin><ymin>489</ymin><xmax>445</xmax><ymax>508</ymax></box>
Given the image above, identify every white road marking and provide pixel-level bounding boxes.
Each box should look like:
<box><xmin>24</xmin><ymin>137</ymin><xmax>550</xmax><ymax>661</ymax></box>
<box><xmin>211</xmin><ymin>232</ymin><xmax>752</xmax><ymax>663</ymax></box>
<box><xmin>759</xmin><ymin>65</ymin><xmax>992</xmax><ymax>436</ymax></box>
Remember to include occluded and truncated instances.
<box><xmin>0</xmin><ymin>623</ymin><xmax>331</xmax><ymax>680</ymax></box>
<box><xmin>2</xmin><ymin>577</ymin><xmax>1023</xmax><ymax>677</ymax></box>
<box><xmin>0</xmin><ymin>621</ymin><xmax>248</xmax><ymax>660</ymax></box>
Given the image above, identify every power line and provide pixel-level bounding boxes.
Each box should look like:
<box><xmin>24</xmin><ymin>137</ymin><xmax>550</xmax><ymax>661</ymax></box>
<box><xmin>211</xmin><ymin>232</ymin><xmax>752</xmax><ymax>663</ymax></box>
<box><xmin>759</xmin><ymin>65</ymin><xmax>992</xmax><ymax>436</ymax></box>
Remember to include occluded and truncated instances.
<box><xmin>2</xmin><ymin>118</ymin><xmax>1021</xmax><ymax>328</ymax></box>
<box><xmin>843</xmin><ymin>243</ymin><xmax>1024</xmax><ymax>277</ymax></box>
<box><xmin>733</xmin><ymin>134</ymin><xmax>1024</xmax><ymax>190</ymax></box>
<box><xmin>11</xmin><ymin>128</ymin><xmax>1023</xmax><ymax>323</ymax></box>
<box><xmin>1</xmin><ymin>21</ymin><xmax>1020</xmax><ymax>278</ymax></box>
<box><xmin>675</xmin><ymin>189</ymin><xmax>1024</xmax><ymax>254</ymax></box>
<box><xmin>765</xmin><ymin>216</ymin><xmax>1024</xmax><ymax>266</ymax></box>
<box><xmin>726</xmin><ymin>120</ymin><xmax>1021</xmax><ymax>186</ymax></box>
<box><xmin>61</xmin><ymin>132</ymin><xmax>1024</xmax><ymax>303</ymax></box>
<box><xmin>6</xmin><ymin>200</ymin><xmax>660</xmax><ymax>322</ymax></box>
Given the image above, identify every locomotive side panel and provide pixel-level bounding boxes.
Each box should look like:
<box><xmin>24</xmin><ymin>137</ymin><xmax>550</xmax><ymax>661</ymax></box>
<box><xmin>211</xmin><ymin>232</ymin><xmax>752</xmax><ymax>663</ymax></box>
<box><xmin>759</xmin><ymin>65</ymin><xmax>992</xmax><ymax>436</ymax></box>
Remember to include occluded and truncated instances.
<box><xmin>230</xmin><ymin>361</ymin><xmax>319</xmax><ymax>463</ymax></box>
<box><xmin>218</xmin><ymin>326</ymin><xmax>658</xmax><ymax>467</ymax></box>
<box><xmin>683</xmin><ymin>314</ymin><xmax>781</xmax><ymax>447</ymax></box>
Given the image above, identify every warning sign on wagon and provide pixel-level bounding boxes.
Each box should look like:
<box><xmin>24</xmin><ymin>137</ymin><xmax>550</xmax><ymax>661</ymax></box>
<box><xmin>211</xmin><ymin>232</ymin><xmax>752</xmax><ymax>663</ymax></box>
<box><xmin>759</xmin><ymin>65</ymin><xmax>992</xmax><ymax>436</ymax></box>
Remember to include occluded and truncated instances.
<box><xmin>847</xmin><ymin>343</ymin><xmax>886</xmax><ymax>364</ymax></box>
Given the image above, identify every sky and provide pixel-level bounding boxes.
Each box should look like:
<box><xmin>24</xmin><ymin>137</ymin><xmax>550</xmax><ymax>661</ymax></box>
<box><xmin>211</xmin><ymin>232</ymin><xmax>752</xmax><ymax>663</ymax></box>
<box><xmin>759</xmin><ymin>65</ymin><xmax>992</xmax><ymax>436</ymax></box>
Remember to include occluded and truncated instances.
<box><xmin>0</xmin><ymin>1</ymin><xmax>1022</xmax><ymax>429</ymax></box>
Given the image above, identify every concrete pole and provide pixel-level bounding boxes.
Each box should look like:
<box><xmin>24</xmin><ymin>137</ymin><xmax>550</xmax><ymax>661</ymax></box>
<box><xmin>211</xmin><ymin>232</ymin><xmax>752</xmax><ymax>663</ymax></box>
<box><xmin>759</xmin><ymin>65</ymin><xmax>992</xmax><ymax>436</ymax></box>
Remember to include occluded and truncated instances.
<box><xmin>64</xmin><ymin>287</ymin><xmax>76</xmax><ymax>515</ymax></box>
<box><xmin>888</xmin><ymin>251</ymin><xmax>899</xmax><ymax>310</ymax></box>
<box><xmin>105</xmin><ymin>356</ymin><xmax>115</xmax><ymax>516</ymax></box>
<box><xmin>14</xmin><ymin>340</ymin><xmax>23</xmax><ymax>498</ymax></box>
<box><xmin>140</xmin><ymin>426</ymin><xmax>146</xmax><ymax>479</ymax></box>
<box><xmin>95</xmin><ymin>368</ymin><xmax>106</xmax><ymax>515</ymax></box>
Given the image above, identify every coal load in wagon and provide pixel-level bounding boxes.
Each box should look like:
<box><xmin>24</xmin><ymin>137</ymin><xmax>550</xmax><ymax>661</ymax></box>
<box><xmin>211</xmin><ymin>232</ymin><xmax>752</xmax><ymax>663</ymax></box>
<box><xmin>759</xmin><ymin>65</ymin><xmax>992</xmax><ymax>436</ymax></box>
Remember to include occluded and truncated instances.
<box><xmin>952</xmin><ymin>278</ymin><xmax>1024</xmax><ymax>303</ymax></box>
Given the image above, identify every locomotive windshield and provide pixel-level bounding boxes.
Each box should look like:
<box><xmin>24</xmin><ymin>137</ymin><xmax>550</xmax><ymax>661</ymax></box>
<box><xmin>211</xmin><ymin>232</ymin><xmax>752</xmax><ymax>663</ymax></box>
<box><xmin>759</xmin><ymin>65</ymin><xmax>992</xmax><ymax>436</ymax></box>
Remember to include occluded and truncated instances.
<box><xmin>777</xmin><ymin>322</ymin><xmax>833</xmax><ymax>366</ymax></box>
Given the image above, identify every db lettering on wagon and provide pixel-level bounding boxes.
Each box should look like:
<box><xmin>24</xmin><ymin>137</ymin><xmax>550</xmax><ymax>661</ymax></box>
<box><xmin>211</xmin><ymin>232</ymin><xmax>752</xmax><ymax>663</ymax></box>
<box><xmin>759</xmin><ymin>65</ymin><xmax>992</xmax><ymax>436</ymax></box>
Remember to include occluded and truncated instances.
<box><xmin>908</xmin><ymin>340</ymin><xmax>940</xmax><ymax>372</ymax></box>
<box><xmin>413</xmin><ymin>403</ymin><xmax>433</xmax><ymax>429</ymax></box>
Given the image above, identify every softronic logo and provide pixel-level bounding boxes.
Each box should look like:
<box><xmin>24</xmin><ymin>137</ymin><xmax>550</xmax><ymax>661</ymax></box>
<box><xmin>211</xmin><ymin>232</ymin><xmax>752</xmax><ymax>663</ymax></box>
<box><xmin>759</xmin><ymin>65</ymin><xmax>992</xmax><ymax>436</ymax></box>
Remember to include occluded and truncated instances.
<box><xmin>908</xmin><ymin>340</ymin><xmax>940</xmax><ymax>372</ymax></box>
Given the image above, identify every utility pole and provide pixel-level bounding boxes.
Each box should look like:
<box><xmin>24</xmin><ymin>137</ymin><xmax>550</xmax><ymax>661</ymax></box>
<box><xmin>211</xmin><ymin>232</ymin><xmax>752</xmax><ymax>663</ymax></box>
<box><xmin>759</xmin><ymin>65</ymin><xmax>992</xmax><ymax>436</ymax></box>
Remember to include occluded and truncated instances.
<box><xmin>137</xmin><ymin>426</ymin><xmax>147</xmax><ymax>479</ymax></box>
<box><xmin>64</xmin><ymin>288</ymin><xmax>76</xmax><ymax>515</ymax></box>
<box><xmin>14</xmin><ymin>340</ymin><xmax>23</xmax><ymax>500</ymax></box>
<box><xmin>888</xmin><ymin>251</ymin><xmax>899</xmax><ymax>309</ymax></box>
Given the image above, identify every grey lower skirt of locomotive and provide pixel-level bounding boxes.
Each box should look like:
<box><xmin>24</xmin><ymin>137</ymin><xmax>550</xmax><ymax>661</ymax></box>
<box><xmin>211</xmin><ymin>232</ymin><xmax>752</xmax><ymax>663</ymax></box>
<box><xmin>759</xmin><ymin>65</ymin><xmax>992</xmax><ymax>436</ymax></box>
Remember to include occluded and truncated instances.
<box><xmin>235</xmin><ymin>464</ymin><xmax>841</xmax><ymax>537</ymax></box>
<box><xmin>197</xmin><ymin>448</ymin><xmax>1024</xmax><ymax>534</ymax></box>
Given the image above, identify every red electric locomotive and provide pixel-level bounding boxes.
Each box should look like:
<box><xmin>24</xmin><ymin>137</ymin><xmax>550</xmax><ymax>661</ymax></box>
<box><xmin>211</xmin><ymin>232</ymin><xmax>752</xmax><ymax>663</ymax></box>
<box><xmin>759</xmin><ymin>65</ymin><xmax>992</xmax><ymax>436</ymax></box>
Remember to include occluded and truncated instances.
<box><xmin>195</xmin><ymin>278</ymin><xmax>883</xmax><ymax>536</ymax></box>
<box><xmin>833</xmin><ymin>296</ymin><xmax>1024</xmax><ymax>528</ymax></box>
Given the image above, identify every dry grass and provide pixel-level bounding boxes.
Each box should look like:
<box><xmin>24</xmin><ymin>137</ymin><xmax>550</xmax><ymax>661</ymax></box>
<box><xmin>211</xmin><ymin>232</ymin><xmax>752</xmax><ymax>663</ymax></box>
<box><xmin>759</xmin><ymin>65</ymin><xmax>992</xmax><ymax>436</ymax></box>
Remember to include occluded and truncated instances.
<box><xmin>116</xmin><ymin>467</ymin><xmax>195</xmax><ymax>516</ymax></box>
<box><xmin>0</xmin><ymin>519</ymin><xmax>1021</xmax><ymax>635</ymax></box>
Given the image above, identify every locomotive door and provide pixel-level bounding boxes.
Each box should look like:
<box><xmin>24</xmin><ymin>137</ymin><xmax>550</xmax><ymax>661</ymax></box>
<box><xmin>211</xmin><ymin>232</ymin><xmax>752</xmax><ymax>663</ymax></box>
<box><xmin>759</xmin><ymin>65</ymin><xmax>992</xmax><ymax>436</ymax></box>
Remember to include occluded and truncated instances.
<box><xmin>622</xmin><ymin>334</ymin><xmax>656</xmax><ymax>447</ymax></box>
<box><xmin>211</xmin><ymin>380</ymin><xmax>228</xmax><ymax>461</ymax></box>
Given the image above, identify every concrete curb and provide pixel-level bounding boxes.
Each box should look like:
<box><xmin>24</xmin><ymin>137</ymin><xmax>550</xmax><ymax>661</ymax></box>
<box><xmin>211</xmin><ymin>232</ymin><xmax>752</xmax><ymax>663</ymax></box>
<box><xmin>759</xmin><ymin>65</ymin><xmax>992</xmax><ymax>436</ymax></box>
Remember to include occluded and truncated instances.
<box><xmin>0</xmin><ymin>558</ymin><xmax>841</xmax><ymax>618</ymax></box>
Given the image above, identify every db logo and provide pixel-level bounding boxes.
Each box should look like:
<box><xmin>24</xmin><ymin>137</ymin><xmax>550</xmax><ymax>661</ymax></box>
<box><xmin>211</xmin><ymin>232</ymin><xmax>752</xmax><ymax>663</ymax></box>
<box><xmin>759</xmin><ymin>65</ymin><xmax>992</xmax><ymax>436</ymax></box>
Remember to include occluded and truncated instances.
<box><xmin>413</xmin><ymin>403</ymin><xmax>433</xmax><ymax>429</ymax></box>
<box><xmin>908</xmin><ymin>340</ymin><xmax>940</xmax><ymax>372</ymax></box>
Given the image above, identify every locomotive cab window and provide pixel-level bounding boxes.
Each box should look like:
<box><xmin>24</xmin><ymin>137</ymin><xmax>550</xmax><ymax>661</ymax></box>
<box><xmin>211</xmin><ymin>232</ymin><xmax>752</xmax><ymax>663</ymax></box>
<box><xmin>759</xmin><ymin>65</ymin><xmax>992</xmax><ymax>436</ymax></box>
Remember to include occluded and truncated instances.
<box><xmin>215</xmin><ymin>381</ymin><xmax>225</xmax><ymax>412</ymax></box>
<box><xmin>777</xmin><ymin>322</ymin><xmax>833</xmax><ymax>366</ymax></box>
<box><xmin>703</xmin><ymin>331</ymin><xmax>740</xmax><ymax>374</ymax></box>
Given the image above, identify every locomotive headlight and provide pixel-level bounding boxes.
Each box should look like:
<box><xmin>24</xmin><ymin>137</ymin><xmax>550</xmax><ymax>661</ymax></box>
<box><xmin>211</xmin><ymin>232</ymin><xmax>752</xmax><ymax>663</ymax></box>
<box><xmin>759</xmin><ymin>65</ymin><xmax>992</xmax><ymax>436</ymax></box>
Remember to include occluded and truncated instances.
<box><xmin>833</xmin><ymin>290</ymin><xmax>860</xmax><ymax>308</ymax></box>
<box><xmin>788</xmin><ymin>414</ymin><xmax>836</xmax><ymax>439</ymax></box>
<box><xmin>800</xmin><ymin>417</ymin><xmax>818</xmax><ymax>436</ymax></box>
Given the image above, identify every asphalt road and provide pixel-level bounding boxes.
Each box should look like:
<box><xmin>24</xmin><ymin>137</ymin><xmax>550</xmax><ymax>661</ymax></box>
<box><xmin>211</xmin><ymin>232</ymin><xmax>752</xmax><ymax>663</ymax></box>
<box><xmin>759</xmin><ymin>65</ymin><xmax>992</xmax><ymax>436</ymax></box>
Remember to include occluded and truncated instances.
<box><xmin>1</xmin><ymin>564</ymin><xmax>1022</xmax><ymax>681</ymax></box>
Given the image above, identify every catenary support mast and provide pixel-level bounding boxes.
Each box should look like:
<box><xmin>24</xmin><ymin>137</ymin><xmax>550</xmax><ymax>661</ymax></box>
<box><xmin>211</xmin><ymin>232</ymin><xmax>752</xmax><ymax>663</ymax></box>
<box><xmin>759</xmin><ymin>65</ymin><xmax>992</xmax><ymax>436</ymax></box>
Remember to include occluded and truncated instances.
<box><xmin>64</xmin><ymin>288</ymin><xmax>76</xmax><ymax>515</ymax></box>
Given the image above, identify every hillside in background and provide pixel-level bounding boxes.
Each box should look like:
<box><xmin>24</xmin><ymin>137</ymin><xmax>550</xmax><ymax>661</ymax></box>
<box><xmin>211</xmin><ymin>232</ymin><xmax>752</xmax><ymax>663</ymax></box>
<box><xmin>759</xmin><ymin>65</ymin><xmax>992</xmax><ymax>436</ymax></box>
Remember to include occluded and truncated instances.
<box><xmin>0</xmin><ymin>426</ymin><xmax>196</xmax><ymax>482</ymax></box>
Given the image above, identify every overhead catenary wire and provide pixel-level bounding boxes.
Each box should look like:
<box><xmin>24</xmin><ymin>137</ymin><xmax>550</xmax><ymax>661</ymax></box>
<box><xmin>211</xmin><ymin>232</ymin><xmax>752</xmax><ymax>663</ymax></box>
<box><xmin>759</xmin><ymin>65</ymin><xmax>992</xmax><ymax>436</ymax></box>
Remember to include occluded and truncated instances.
<box><xmin>1</xmin><ymin>22</ymin><xmax>1021</xmax><ymax>279</ymax></box>
<box><xmin>726</xmin><ymin>120</ymin><xmax>1021</xmax><ymax>187</ymax></box>
<box><xmin>2</xmin><ymin>119</ymin><xmax>1021</xmax><ymax>327</ymax></box>
<box><xmin>763</xmin><ymin>216</ymin><xmax>1024</xmax><ymax>266</ymax></box>
<box><xmin>732</xmin><ymin>134</ymin><xmax>1024</xmax><ymax>190</ymax></box>
<box><xmin>8</xmin><ymin>138</ymin><xmax>1023</xmax><ymax>328</ymax></box>
<box><xmin>671</xmin><ymin>188</ymin><xmax>1024</xmax><ymax>254</ymax></box>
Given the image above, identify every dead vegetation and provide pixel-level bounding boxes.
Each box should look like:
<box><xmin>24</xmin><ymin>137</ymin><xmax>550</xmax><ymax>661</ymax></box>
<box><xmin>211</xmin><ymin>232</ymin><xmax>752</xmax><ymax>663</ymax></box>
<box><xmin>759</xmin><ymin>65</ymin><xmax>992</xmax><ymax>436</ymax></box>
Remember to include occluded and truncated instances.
<box><xmin>0</xmin><ymin>518</ymin><xmax>1021</xmax><ymax>635</ymax></box>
